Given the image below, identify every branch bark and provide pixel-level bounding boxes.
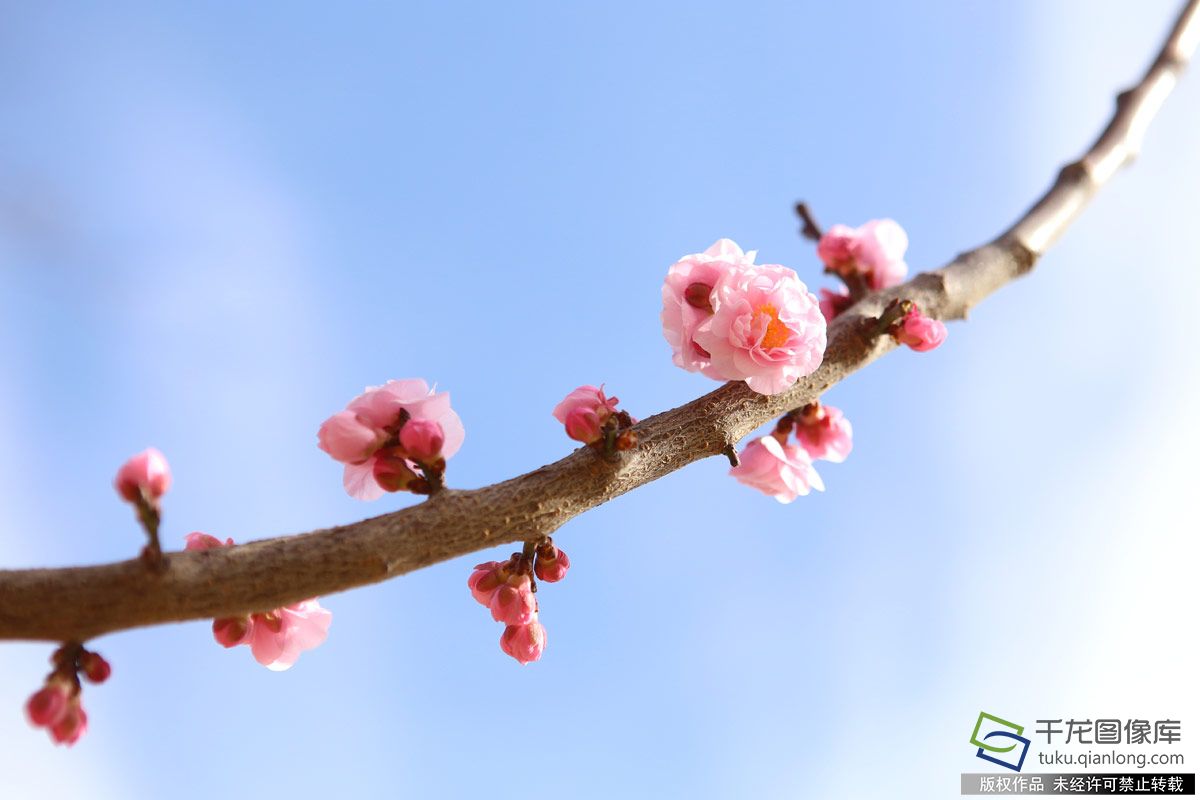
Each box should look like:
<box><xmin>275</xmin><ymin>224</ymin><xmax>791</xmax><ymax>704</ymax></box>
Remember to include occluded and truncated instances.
<box><xmin>2</xmin><ymin>0</ymin><xmax>1197</xmax><ymax>643</ymax></box>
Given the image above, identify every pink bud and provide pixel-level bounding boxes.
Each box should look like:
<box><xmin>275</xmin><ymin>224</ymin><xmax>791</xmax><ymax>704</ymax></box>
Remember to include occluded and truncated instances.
<box><xmin>184</xmin><ymin>532</ymin><xmax>233</xmax><ymax>551</ymax></box>
<box><xmin>489</xmin><ymin>576</ymin><xmax>537</xmax><ymax>626</ymax></box>
<box><xmin>500</xmin><ymin>618</ymin><xmax>547</xmax><ymax>665</ymax></box>
<box><xmin>399</xmin><ymin>418</ymin><xmax>445</xmax><ymax>462</ymax></box>
<box><xmin>80</xmin><ymin>651</ymin><xmax>111</xmax><ymax>684</ymax></box>
<box><xmin>49</xmin><ymin>699</ymin><xmax>87</xmax><ymax>746</ymax></box>
<box><xmin>114</xmin><ymin>448</ymin><xmax>171</xmax><ymax>504</ymax></box>
<box><xmin>817</xmin><ymin>224</ymin><xmax>860</xmax><ymax>272</ymax></box>
<box><xmin>317</xmin><ymin>410</ymin><xmax>385</xmax><ymax>464</ymax></box>
<box><xmin>25</xmin><ymin>684</ymin><xmax>70</xmax><ymax>728</ymax></box>
<box><xmin>534</xmin><ymin>543</ymin><xmax>570</xmax><ymax>583</ymax></box>
<box><xmin>372</xmin><ymin>448</ymin><xmax>418</xmax><ymax>492</ymax></box>
<box><xmin>564</xmin><ymin>407</ymin><xmax>603</xmax><ymax>444</ymax></box>
<box><xmin>893</xmin><ymin>305</ymin><xmax>947</xmax><ymax>352</ymax></box>
<box><xmin>818</xmin><ymin>288</ymin><xmax>852</xmax><ymax>322</ymax></box>
<box><xmin>212</xmin><ymin>615</ymin><xmax>254</xmax><ymax>648</ymax></box>
<box><xmin>468</xmin><ymin>561</ymin><xmax>506</xmax><ymax>607</ymax></box>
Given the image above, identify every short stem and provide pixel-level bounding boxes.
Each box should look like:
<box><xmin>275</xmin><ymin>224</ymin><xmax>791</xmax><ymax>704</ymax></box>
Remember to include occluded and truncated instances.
<box><xmin>872</xmin><ymin>298</ymin><xmax>914</xmax><ymax>338</ymax></box>
<box><xmin>521</xmin><ymin>541</ymin><xmax>538</xmax><ymax>593</ymax></box>
<box><xmin>794</xmin><ymin>201</ymin><xmax>824</xmax><ymax>241</ymax></box>
<box><xmin>134</xmin><ymin>496</ymin><xmax>165</xmax><ymax>573</ymax></box>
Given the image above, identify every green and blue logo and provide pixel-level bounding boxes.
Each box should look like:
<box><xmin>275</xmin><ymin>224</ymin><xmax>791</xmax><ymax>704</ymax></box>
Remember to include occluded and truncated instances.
<box><xmin>970</xmin><ymin>711</ymin><xmax>1031</xmax><ymax>772</ymax></box>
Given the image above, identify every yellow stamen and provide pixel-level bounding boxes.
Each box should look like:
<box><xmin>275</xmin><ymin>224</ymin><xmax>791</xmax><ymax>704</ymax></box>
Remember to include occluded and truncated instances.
<box><xmin>757</xmin><ymin>304</ymin><xmax>790</xmax><ymax>349</ymax></box>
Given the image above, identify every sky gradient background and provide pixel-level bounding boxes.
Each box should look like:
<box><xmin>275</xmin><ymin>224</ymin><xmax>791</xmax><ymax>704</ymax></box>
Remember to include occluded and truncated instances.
<box><xmin>1</xmin><ymin>2</ymin><xmax>1197</xmax><ymax>798</ymax></box>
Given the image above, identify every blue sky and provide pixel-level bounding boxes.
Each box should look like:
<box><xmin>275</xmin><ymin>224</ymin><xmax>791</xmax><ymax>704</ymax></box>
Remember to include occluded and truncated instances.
<box><xmin>2</xmin><ymin>2</ymin><xmax>1198</xmax><ymax>798</ymax></box>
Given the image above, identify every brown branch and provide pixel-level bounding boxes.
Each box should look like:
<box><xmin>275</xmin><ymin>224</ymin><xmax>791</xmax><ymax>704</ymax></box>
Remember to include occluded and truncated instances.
<box><xmin>1</xmin><ymin>0</ymin><xmax>1197</xmax><ymax>643</ymax></box>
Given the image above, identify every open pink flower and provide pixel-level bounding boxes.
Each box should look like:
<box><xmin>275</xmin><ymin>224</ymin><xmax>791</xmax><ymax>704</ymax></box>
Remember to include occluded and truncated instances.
<box><xmin>730</xmin><ymin>436</ymin><xmax>824</xmax><ymax>503</ymax></box>
<box><xmin>661</xmin><ymin>239</ymin><xmax>758</xmax><ymax>374</ymax></box>
<box><xmin>319</xmin><ymin>379</ymin><xmax>465</xmax><ymax>500</ymax></box>
<box><xmin>817</xmin><ymin>219</ymin><xmax>909</xmax><ymax>290</ymax></box>
<box><xmin>694</xmin><ymin>263</ymin><xmax>827</xmax><ymax>395</ymax></box>
<box><xmin>248</xmin><ymin>600</ymin><xmax>333</xmax><ymax>672</ymax></box>
<box><xmin>185</xmin><ymin>533</ymin><xmax>332</xmax><ymax>670</ymax></box>
<box><xmin>500</xmin><ymin>616</ymin><xmax>547</xmax><ymax>665</ymax></box>
<box><xmin>794</xmin><ymin>405</ymin><xmax>853</xmax><ymax>463</ymax></box>
<box><xmin>114</xmin><ymin>448</ymin><xmax>171</xmax><ymax>504</ymax></box>
<box><xmin>893</xmin><ymin>304</ymin><xmax>947</xmax><ymax>352</ymax></box>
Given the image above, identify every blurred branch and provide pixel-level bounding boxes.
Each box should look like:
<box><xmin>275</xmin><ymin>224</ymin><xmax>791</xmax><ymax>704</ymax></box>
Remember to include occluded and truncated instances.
<box><xmin>1</xmin><ymin>0</ymin><xmax>1197</xmax><ymax>643</ymax></box>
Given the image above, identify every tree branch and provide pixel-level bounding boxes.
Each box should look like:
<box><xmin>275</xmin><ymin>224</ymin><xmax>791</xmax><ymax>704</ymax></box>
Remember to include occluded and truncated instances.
<box><xmin>2</xmin><ymin>0</ymin><xmax>1197</xmax><ymax>643</ymax></box>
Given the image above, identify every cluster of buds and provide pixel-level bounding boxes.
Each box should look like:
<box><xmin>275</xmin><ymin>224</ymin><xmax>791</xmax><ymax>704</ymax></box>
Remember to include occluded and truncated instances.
<box><xmin>730</xmin><ymin>402</ymin><xmax>853</xmax><ymax>503</ymax></box>
<box><xmin>318</xmin><ymin>379</ymin><xmax>465</xmax><ymax>501</ymax></box>
<box><xmin>185</xmin><ymin>533</ymin><xmax>332</xmax><ymax>671</ymax></box>
<box><xmin>467</xmin><ymin>538</ymin><xmax>571</xmax><ymax>664</ymax></box>
<box><xmin>552</xmin><ymin>385</ymin><xmax>637</xmax><ymax>455</ymax></box>
<box><xmin>114</xmin><ymin>447</ymin><xmax>172</xmax><ymax>569</ymax></box>
<box><xmin>25</xmin><ymin>644</ymin><xmax>110</xmax><ymax>746</ymax></box>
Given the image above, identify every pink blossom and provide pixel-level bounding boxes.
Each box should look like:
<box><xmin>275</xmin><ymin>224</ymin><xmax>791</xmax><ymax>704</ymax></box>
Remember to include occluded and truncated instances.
<box><xmin>857</xmin><ymin>219</ymin><xmax>909</xmax><ymax>290</ymax></box>
<box><xmin>490</xmin><ymin>575</ymin><xmax>537</xmax><ymax>626</ymax></box>
<box><xmin>248</xmin><ymin>600</ymin><xmax>333</xmax><ymax>672</ymax></box>
<box><xmin>893</xmin><ymin>304</ymin><xmax>948</xmax><ymax>352</ymax></box>
<box><xmin>661</xmin><ymin>239</ymin><xmax>758</xmax><ymax>373</ymax></box>
<box><xmin>49</xmin><ymin>699</ymin><xmax>87</xmax><ymax>747</ymax></box>
<box><xmin>114</xmin><ymin>448</ymin><xmax>171</xmax><ymax>504</ymax></box>
<box><xmin>25</xmin><ymin>683</ymin><xmax>70</xmax><ymax>728</ymax></box>
<box><xmin>79</xmin><ymin>651</ymin><xmax>111</xmax><ymax>684</ymax></box>
<box><xmin>185</xmin><ymin>533</ymin><xmax>331</xmax><ymax>669</ymax></box>
<box><xmin>794</xmin><ymin>405</ymin><xmax>853</xmax><ymax>463</ymax></box>
<box><xmin>818</xmin><ymin>288</ymin><xmax>852</xmax><ymax>322</ymax></box>
<box><xmin>817</xmin><ymin>219</ymin><xmax>909</xmax><ymax>290</ymax></box>
<box><xmin>317</xmin><ymin>410</ymin><xmax>385</xmax><ymax>464</ymax></box>
<box><xmin>693</xmin><ymin>263</ymin><xmax>827</xmax><ymax>395</ymax></box>
<box><xmin>319</xmin><ymin>379</ymin><xmax>465</xmax><ymax>500</ymax></box>
<box><xmin>730</xmin><ymin>435</ymin><xmax>824</xmax><ymax>503</ymax></box>
<box><xmin>500</xmin><ymin>617</ymin><xmax>547</xmax><ymax>665</ymax></box>
<box><xmin>399</xmin><ymin>419</ymin><xmax>445</xmax><ymax>462</ymax></box>
<box><xmin>534</xmin><ymin>541</ymin><xmax>570</xmax><ymax>583</ymax></box>
<box><xmin>468</xmin><ymin>561</ymin><xmax>506</xmax><ymax>607</ymax></box>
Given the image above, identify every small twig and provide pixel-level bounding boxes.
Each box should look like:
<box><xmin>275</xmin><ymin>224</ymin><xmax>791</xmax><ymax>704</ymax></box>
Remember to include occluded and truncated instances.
<box><xmin>794</xmin><ymin>201</ymin><xmax>824</xmax><ymax>241</ymax></box>
<box><xmin>722</xmin><ymin>444</ymin><xmax>740</xmax><ymax>467</ymax></box>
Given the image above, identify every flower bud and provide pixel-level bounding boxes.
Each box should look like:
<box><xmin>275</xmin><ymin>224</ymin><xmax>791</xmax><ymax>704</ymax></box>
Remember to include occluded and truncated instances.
<box><xmin>212</xmin><ymin>615</ymin><xmax>254</xmax><ymax>648</ymax></box>
<box><xmin>25</xmin><ymin>683</ymin><xmax>70</xmax><ymax>728</ymax></box>
<box><xmin>893</xmin><ymin>304</ymin><xmax>948</xmax><ymax>352</ymax></box>
<box><xmin>534</xmin><ymin>542</ymin><xmax>570</xmax><ymax>583</ymax></box>
<box><xmin>49</xmin><ymin>699</ymin><xmax>87</xmax><ymax>746</ymax></box>
<box><xmin>114</xmin><ymin>448</ymin><xmax>171</xmax><ymax>504</ymax></box>
<box><xmin>564</xmin><ymin>407</ymin><xmax>603</xmax><ymax>444</ymax></box>
<box><xmin>372</xmin><ymin>448</ymin><xmax>419</xmax><ymax>492</ymax></box>
<box><xmin>500</xmin><ymin>618</ymin><xmax>547</xmax><ymax>665</ymax></box>
<box><xmin>489</xmin><ymin>575</ymin><xmax>537</xmax><ymax>626</ymax></box>
<box><xmin>818</xmin><ymin>288</ymin><xmax>852</xmax><ymax>322</ymax></box>
<box><xmin>399</xmin><ymin>419</ymin><xmax>445</xmax><ymax>462</ymax></box>
<box><xmin>80</xmin><ymin>651</ymin><xmax>112</xmax><ymax>684</ymax></box>
<box><xmin>468</xmin><ymin>561</ymin><xmax>506</xmax><ymax>607</ymax></box>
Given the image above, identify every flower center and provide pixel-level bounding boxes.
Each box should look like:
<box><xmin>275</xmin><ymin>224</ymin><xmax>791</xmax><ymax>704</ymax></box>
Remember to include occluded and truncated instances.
<box><xmin>757</xmin><ymin>304</ymin><xmax>790</xmax><ymax>349</ymax></box>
